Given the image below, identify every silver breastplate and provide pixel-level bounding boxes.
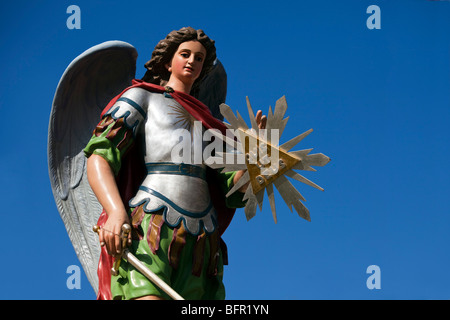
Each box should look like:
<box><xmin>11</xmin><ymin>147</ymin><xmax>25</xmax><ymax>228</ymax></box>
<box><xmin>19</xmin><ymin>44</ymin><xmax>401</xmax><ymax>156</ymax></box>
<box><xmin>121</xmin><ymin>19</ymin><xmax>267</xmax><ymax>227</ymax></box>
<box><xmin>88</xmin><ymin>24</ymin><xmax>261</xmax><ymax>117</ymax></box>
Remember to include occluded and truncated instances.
<box><xmin>121</xmin><ymin>91</ymin><xmax>216</xmax><ymax>236</ymax></box>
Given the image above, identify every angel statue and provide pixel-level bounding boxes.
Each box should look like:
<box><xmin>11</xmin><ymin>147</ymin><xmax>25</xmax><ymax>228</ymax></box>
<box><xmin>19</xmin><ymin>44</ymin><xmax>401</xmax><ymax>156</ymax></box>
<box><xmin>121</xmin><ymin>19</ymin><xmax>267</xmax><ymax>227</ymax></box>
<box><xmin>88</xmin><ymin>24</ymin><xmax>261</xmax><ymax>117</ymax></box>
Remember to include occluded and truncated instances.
<box><xmin>49</xmin><ymin>27</ymin><xmax>268</xmax><ymax>300</ymax></box>
<box><xmin>49</xmin><ymin>26</ymin><xmax>330</xmax><ymax>300</ymax></box>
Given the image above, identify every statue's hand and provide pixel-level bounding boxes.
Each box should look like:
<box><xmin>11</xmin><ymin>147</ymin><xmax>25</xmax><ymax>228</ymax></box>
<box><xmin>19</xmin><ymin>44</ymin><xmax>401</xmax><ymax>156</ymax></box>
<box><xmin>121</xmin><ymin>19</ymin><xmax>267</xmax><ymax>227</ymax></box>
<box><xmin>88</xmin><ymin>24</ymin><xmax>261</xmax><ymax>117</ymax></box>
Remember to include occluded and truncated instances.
<box><xmin>99</xmin><ymin>212</ymin><xmax>131</xmax><ymax>256</ymax></box>
<box><xmin>255</xmin><ymin>110</ymin><xmax>267</xmax><ymax>130</ymax></box>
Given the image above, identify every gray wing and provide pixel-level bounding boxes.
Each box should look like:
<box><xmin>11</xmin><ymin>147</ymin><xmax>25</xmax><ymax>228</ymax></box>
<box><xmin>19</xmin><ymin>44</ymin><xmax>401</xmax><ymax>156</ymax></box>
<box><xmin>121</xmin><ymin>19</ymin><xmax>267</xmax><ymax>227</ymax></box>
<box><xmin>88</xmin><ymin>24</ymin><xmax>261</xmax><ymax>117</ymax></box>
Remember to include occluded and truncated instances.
<box><xmin>48</xmin><ymin>41</ymin><xmax>138</xmax><ymax>293</ymax></box>
<box><xmin>197</xmin><ymin>59</ymin><xmax>227</xmax><ymax>120</ymax></box>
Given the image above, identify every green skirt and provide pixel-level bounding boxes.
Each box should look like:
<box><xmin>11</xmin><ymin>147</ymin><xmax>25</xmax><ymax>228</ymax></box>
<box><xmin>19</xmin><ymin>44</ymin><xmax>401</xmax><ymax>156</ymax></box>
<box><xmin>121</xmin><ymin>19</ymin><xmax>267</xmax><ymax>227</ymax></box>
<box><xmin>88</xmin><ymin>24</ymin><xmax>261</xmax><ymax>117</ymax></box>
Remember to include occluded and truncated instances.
<box><xmin>111</xmin><ymin>208</ymin><xmax>225</xmax><ymax>300</ymax></box>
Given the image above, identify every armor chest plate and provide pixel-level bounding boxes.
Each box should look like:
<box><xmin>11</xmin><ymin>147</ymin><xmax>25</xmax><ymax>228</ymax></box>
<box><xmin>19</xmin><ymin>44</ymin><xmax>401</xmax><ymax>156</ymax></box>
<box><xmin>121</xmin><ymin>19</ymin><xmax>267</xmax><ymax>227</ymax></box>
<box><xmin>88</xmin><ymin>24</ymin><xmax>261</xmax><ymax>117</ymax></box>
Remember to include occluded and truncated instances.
<box><xmin>128</xmin><ymin>92</ymin><xmax>216</xmax><ymax>236</ymax></box>
<box><xmin>141</xmin><ymin>93</ymin><xmax>205</xmax><ymax>163</ymax></box>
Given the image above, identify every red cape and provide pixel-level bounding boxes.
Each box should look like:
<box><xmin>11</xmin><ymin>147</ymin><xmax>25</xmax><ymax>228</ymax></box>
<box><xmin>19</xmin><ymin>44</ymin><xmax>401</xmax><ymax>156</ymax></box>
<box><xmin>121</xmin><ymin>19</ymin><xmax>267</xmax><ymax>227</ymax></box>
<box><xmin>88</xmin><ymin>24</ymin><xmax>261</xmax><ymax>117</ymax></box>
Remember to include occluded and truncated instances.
<box><xmin>95</xmin><ymin>80</ymin><xmax>235</xmax><ymax>300</ymax></box>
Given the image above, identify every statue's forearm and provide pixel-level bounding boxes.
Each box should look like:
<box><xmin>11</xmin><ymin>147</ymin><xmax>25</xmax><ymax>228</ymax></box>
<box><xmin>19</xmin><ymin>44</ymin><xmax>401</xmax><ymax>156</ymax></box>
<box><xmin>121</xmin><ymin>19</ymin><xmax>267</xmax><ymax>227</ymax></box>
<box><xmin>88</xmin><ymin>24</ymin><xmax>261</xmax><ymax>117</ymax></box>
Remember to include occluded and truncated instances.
<box><xmin>87</xmin><ymin>154</ymin><xmax>129</xmax><ymax>255</ymax></box>
<box><xmin>87</xmin><ymin>154</ymin><xmax>126</xmax><ymax>218</ymax></box>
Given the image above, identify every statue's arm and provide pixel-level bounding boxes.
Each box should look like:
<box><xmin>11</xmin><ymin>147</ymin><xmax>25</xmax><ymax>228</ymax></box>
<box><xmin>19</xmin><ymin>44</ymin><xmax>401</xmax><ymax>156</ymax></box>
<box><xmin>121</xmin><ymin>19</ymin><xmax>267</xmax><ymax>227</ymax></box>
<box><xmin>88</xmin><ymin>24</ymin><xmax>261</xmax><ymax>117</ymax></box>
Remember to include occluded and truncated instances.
<box><xmin>87</xmin><ymin>154</ymin><xmax>130</xmax><ymax>256</ymax></box>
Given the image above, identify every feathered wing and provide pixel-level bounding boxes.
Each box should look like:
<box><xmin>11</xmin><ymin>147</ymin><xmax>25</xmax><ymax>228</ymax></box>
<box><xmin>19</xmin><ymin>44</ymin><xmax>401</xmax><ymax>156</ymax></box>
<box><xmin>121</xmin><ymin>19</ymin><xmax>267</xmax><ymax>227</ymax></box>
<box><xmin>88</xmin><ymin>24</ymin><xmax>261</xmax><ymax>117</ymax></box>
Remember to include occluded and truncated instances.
<box><xmin>48</xmin><ymin>41</ymin><xmax>138</xmax><ymax>293</ymax></box>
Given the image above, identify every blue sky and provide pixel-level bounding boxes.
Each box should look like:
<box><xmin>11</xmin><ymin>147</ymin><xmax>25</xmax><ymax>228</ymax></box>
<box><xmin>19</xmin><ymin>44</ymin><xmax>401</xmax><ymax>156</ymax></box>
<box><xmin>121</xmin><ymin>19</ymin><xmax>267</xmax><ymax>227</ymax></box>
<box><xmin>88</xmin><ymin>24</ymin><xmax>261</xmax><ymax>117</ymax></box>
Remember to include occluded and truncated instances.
<box><xmin>0</xmin><ymin>0</ymin><xmax>449</xmax><ymax>300</ymax></box>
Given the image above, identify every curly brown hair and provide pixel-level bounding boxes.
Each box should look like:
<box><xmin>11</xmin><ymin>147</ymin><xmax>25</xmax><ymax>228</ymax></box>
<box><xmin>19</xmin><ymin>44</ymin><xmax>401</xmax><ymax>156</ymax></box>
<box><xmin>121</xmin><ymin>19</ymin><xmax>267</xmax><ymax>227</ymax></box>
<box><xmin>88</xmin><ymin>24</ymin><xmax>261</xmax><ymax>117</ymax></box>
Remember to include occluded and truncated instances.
<box><xmin>141</xmin><ymin>27</ymin><xmax>216</xmax><ymax>92</ymax></box>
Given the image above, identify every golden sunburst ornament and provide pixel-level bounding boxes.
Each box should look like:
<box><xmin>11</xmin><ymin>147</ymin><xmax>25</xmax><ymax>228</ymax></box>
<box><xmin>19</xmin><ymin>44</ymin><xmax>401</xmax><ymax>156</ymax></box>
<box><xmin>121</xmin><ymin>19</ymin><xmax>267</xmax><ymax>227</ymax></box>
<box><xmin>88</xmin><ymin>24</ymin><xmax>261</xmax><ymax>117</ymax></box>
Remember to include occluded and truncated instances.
<box><xmin>207</xmin><ymin>96</ymin><xmax>331</xmax><ymax>223</ymax></box>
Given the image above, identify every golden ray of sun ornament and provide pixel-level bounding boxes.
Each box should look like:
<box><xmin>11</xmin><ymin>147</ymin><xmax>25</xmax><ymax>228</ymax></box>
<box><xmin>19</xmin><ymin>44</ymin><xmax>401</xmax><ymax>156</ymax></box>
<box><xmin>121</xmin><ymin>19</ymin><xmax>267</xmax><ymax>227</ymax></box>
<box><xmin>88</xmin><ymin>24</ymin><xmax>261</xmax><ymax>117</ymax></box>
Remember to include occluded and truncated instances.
<box><xmin>207</xmin><ymin>96</ymin><xmax>331</xmax><ymax>223</ymax></box>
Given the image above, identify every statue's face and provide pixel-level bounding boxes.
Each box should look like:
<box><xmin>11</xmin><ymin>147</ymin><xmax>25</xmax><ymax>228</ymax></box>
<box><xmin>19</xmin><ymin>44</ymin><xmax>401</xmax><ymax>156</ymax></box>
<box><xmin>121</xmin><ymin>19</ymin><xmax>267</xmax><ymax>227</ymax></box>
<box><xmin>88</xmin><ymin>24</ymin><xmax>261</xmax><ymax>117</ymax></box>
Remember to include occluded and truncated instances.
<box><xmin>166</xmin><ymin>40</ymin><xmax>207</xmax><ymax>85</ymax></box>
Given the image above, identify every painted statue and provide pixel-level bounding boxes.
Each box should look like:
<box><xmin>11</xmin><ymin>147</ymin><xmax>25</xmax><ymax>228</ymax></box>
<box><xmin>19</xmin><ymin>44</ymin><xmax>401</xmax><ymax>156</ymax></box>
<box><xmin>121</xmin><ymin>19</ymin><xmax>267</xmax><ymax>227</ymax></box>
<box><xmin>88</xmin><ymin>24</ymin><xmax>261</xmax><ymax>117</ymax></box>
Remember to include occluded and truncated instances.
<box><xmin>86</xmin><ymin>27</ymin><xmax>269</xmax><ymax>300</ymax></box>
<box><xmin>48</xmin><ymin>26</ymin><xmax>329</xmax><ymax>300</ymax></box>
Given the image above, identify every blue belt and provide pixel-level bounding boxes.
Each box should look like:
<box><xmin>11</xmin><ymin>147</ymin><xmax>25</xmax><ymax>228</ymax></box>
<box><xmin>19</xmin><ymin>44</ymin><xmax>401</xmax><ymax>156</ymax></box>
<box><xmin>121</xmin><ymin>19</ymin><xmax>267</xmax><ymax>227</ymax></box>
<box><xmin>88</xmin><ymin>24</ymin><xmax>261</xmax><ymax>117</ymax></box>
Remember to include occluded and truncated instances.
<box><xmin>145</xmin><ymin>162</ymin><xmax>206</xmax><ymax>180</ymax></box>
